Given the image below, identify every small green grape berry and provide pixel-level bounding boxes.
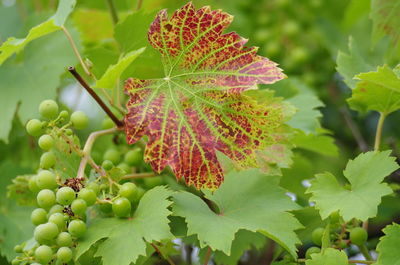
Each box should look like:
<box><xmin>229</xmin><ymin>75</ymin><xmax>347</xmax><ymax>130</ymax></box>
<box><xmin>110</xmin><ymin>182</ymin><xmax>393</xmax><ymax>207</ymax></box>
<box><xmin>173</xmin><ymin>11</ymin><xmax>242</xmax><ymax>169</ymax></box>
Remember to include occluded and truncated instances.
<box><xmin>86</xmin><ymin>182</ymin><xmax>100</xmax><ymax>195</ymax></box>
<box><xmin>102</xmin><ymin>117</ymin><xmax>114</xmax><ymax>129</ymax></box>
<box><xmin>35</xmin><ymin>245</ymin><xmax>53</xmax><ymax>264</ymax></box>
<box><xmin>118</xmin><ymin>182</ymin><xmax>137</xmax><ymax>202</ymax></box>
<box><xmin>14</xmin><ymin>245</ymin><xmax>23</xmax><ymax>253</ymax></box>
<box><xmin>133</xmin><ymin>187</ymin><xmax>145</xmax><ymax>203</ymax></box>
<box><xmin>305</xmin><ymin>246</ymin><xmax>320</xmax><ymax>259</ymax></box>
<box><xmin>100</xmin><ymin>183</ymin><xmax>108</xmax><ymax>191</ymax></box>
<box><xmin>124</xmin><ymin>149</ymin><xmax>142</xmax><ymax>166</ymax></box>
<box><xmin>34</xmin><ymin>222</ymin><xmax>59</xmax><ymax>242</ymax></box>
<box><xmin>39</xmin><ymin>99</ymin><xmax>59</xmax><ymax>119</ymax></box>
<box><xmin>78</xmin><ymin>188</ymin><xmax>96</xmax><ymax>206</ymax></box>
<box><xmin>31</xmin><ymin>208</ymin><xmax>48</xmax><ymax>226</ymax></box>
<box><xmin>37</xmin><ymin>189</ymin><xmax>56</xmax><ymax>209</ymax></box>
<box><xmin>112</xmin><ymin>197</ymin><xmax>131</xmax><ymax>218</ymax></box>
<box><xmin>99</xmin><ymin>202</ymin><xmax>112</xmax><ymax>213</ymax></box>
<box><xmin>59</xmin><ymin>110</ymin><xmax>69</xmax><ymax>120</ymax></box>
<box><xmin>312</xmin><ymin>227</ymin><xmax>324</xmax><ymax>246</ymax></box>
<box><xmin>71</xmin><ymin>199</ymin><xmax>87</xmax><ymax>216</ymax></box>
<box><xmin>65</xmin><ymin>129</ymin><xmax>73</xmax><ymax>136</ymax></box>
<box><xmin>103</xmin><ymin>149</ymin><xmax>121</xmax><ymax>165</ymax></box>
<box><xmin>350</xmin><ymin>227</ymin><xmax>368</xmax><ymax>246</ymax></box>
<box><xmin>117</xmin><ymin>163</ymin><xmax>131</xmax><ymax>174</ymax></box>
<box><xmin>28</xmin><ymin>176</ymin><xmax>40</xmax><ymax>193</ymax></box>
<box><xmin>38</xmin><ymin>135</ymin><xmax>54</xmax><ymax>151</ymax></box>
<box><xmin>48</xmin><ymin>213</ymin><xmax>66</xmax><ymax>230</ymax></box>
<box><xmin>48</xmin><ymin>204</ymin><xmax>64</xmax><ymax>215</ymax></box>
<box><xmin>11</xmin><ymin>259</ymin><xmax>20</xmax><ymax>265</ymax></box>
<box><xmin>102</xmin><ymin>160</ymin><xmax>114</xmax><ymax>170</ymax></box>
<box><xmin>26</xmin><ymin>119</ymin><xmax>43</xmax><ymax>136</ymax></box>
<box><xmin>144</xmin><ymin>176</ymin><xmax>163</xmax><ymax>189</ymax></box>
<box><xmin>68</xmin><ymin>219</ymin><xmax>86</xmax><ymax>238</ymax></box>
<box><xmin>36</xmin><ymin>170</ymin><xmax>57</xmax><ymax>190</ymax></box>
<box><xmin>57</xmin><ymin>246</ymin><xmax>72</xmax><ymax>262</ymax></box>
<box><xmin>56</xmin><ymin>187</ymin><xmax>75</xmax><ymax>205</ymax></box>
<box><xmin>40</xmin><ymin>152</ymin><xmax>56</xmax><ymax>169</ymax></box>
<box><xmin>71</xmin><ymin>110</ymin><xmax>88</xmax><ymax>129</ymax></box>
<box><xmin>56</xmin><ymin>232</ymin><xmax>72</xmax><ymax>247</ymax></box>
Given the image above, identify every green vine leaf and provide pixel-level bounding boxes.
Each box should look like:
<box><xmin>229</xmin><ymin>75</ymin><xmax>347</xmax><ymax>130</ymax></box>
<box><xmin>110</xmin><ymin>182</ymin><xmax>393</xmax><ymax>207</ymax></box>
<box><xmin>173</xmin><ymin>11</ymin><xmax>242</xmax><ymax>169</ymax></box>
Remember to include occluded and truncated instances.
<box><xmin>348</xmin><ymin>65</ymin><xmax>400</xmax><ymax>115</ymax></box>
<box><xmin>75</xmin><ymin>186</ymin><xmax>174</xmax><ymax>265</ymax></box>
<box><xmin>305</xmin><ymin>248</ymin><xmax>348</xmax><ymax>265</ymax></box>
<box><xmin>172</xmin><ymin>169</ymin><xmax>302</xmax><ymax>258</ymax></box>
<box><xmin>0</xmin><ymin>0</ymin><xmax>76</xmax><ymax>65</ymax></box>
<box><xmin>307</xmin><ymin>151</ymin><xmax>399</xmax><ymax>221</ymax></box>
<box><xmin>376</xmin><ymin>223</ymin><xmax>400</xmax><ymax>265</ymax></box>
<box><xmin>124</xmin><ymin>2</ymin><xmax>287</xmax><ymax>190</ymax></box>
<box><xmin>371</xmin><ymin>0</ymin><xmax>400</xmax><ymax>46</ymax></box>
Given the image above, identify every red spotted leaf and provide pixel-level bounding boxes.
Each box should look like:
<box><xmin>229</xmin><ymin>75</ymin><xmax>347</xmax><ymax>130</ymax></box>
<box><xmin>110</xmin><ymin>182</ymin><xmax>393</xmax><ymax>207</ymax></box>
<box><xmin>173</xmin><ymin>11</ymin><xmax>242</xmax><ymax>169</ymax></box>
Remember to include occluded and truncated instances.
<box><xmin>124</xmin><ymin>2</ymin><xmax>287</xmax><ymax>190</ymax></box>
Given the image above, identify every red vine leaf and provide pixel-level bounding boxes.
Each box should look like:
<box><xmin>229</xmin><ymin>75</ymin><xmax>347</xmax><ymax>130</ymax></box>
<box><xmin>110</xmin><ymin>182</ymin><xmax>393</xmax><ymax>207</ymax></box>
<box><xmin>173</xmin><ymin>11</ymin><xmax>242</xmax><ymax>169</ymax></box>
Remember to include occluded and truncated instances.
<box><xmin>124</xmin><ymin>2</ymin><xmax>286</xmax><ymax>190</ymax></box>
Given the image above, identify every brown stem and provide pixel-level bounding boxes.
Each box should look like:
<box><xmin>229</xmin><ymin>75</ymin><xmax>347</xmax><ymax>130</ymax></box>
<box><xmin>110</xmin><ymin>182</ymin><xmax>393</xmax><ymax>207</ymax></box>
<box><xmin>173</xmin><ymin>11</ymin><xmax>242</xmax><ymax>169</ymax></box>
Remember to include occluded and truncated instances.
<box><xmin>151</xmin><ymin>243</ymin><xmax>176</xmax><ymax>265</ymax></box>
<box><xmin>136</xmin><ymin>0</ymin><xmax>143</xmax><ymax>11</ymax></box>
<box><xmin>106</xmin><ymin>0</ymin><xmax>119</xmax><ymax>24</ymax></box>
<box><xmin>339</xmin><ymin>107</ymin><xmax>368</xmax><ymax>152</ymax></box>
<box><xmin>203</xmin><ymin>247</ymin><xmax>212</xmax><ymax>265</ymax></box>
<box><xmin>68</xmin><ymin>67</ymin><xmax>124</xmax><ymax>128</ymax></box>
<box><xmin>122</xmin><ymin>172</ymin><xmax>157</xmax><ymax>180</ymax></box>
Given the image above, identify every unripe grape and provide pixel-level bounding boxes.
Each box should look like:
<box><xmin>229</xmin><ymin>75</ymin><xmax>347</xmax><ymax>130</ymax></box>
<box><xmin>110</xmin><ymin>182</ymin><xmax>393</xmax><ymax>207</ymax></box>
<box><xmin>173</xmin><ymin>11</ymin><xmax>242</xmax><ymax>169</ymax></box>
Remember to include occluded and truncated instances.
<box><xmin>312</xmin><ymin>227</ymin><xmax>324</xmax><ymax>246</ymax></box>
<box><xmin>39</xmin><ymin>99</ymin><xmax>59</xmax><ymax>119</ymax></box>
<box><xmin>35</xmin><ymin>245</ymin><xmax>53</xmax><ymax>264</ymax></box>
<box><xmin>34</xmin><ymin>222</ymin><xmax>59</xmax><ymax>242</ymax></box>
<box><xmin>86</xmin><ymin>182</ymin><xmax>100</xmax><ymax>195</ymax></box>
<box><xmin>26</xmin><ymin>119</ymin><xmax>43</xmax><ymax>136</ymax></box>
<box><xmin>119</xmin><ymin>182</ymin><xmax>137</xmax><ymax>202</ymax></box>
<box><xmin>56</xmin><ymin>187</ymin><xmax>75</xmax><ymax>205</ymax></box>
<box><xmin>144</xmin><ymin>176</ymin><xmax>163</xmax><ymax>189</ymax></box>
<box><xmin>40</xmin><ymin>152</ymin><xmax>56</xmax><ymax>169</ymax></box>
<box><xmin>71</xmin><ymin>199</ymin><xmax>87</xmax><ymax>216</ymax></box>
<box><xmin>48</xmin><ymin>204</ymin><xmax>64</xmax><ymax>215</ymax></box>
<box><xmin>31</xmin><ymin>208</ymin><xmax>48</xmax><ymax>226</ymax></box>
<box><xmin>305</xmin><ymin>246</ymin><xmax>320</xmax><ymax>259</ymax></box>
<box><xmin>59</xmin><ymin>110</ymin><xmax>69</xmax><ymax>120</ymax></box>
<box><xmin>37</xmin><ymin>189</ymin><xmax>56</xmax><ymax>209</ymax></box>
<box><xmin>102</xmin><ymin>160</ymin><xmax>114</xmax><ymax>170</ymax></box>
<box><xmin>78</xmin><ymin>188</ymin><xmax>96</xmax><ymax>206</ymax></box>
<box><xmin>102</xmin><ymin>117</ymin><xmax>114</xmax><ymax>129</ymax></box>
<box><xmin>36</xmin><ymin>170</ymin><xmax>57</xmax><ymax>190</ymax></box>
<box><xmin>49</xmin><ymin>213</ymin><xmax>66</xmax><ymax>230</ymax></box>
<box><xmin>100</xmin><ymin>202</ymin><xmax>112</xmax><ymax>213</ymax></box>
<box><xmin>112</xmin><ymin>197</ymin><xmax>131</xmax><ymax>218</ymax></box>
<box><xmin>14</xmin><ymin>245</ymin><xmax>23</xmax><ymax>253</ymax></box>
<box><xmin>71</xmin><ymin>111</ymin><xmax>88</xmax><ymax>129</ymax></box>
<box><xmin>103</xmin><ymin>149</ymin><xmax>121</xmax><ymax>165</ymax></box>
<box><xmin>68</xmin><ymin>220</ymin><xmax>86</xmax><ymax>238</ymax></box>
<box><xmin>133</xmin><ymin>187</ymin><xmax>145</xmax><ymax>203</ymax></box>
<box><xmin>56</xmin><ymin>232</ymin><xmax>72</xmax><ymax>247</ymax></box>
<box><xmin>65</xmin><ymin>129</ymin><xmax>73</xmax><ymax>135</ymax></box>
<box><xmin>28</xmin><ymin>176</ymin><xmax>40</xmax><ymax>193</ymax></box>
<box><xmin>57</xmin><ymin>246</ymin><xmax>72</xmax><ymax>262</ymax></box>
<box><xmin>124</xmin><ymin>148</ymin><xmax>142</xmax><ymax>166</ymax></box>
<box><xmin>117</xmin><ymin>163</ymin><xmax>131</xmax><ymax>173</ymax></box>
<box><xmin>350</xmin><ymin>227</ymin><xmax>368</xmax><ymax>246</ymax></box>
<box><xmin>11</xmin><ymin>259</ymin><xmax>19</xmax><ymax>265</ymax></box>
<box><xmin>38</xmin><ymin>134</ymin><xmax>54</xmax><ymax>151</ymax></box>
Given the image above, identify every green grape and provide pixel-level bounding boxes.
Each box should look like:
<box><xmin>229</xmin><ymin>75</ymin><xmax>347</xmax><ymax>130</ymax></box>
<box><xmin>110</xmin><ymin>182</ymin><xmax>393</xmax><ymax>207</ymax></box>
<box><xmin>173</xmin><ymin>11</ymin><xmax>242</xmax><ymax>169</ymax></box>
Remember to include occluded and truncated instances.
<box><xmin>112</xmin><ymin>197</ymin><xmax>131</xmax><ymax>218</ymax></box>
<box><xmin>56</xmin><ymin>187</ymin><xmax>76</xmax><ymax>205</ymax></box>
<box><xmin>305</xmin><ymin>246</ymin><xmax>320</xmax><ymax>259</ymax></box>
<box><xmin>34</xmin><ymin>222</ymin><xmax>59</xmax><ymax>242</ymax></box>
<box><xmin>28</xmin><ymin>176</ymin><xmax>40</xmax><ymax>193</ymax></box>
<box><xmin>68</xmin><ymin>220</ymin><xmax>86</xmax><ymax>238</ymax></box>
<box><xmin>56</xmin><ymin>232</ymin><xmax>73</xmax><ymax>247</ymax></box>
<box><xmin>65</xmin><ymin>129</ymin><xmax>73</xmax><ymax>135</ymax></box>
<box><xmin>78</xmin><ymin>188</ymin><xmax>96</xmax><ymax>206</ymax></box>
<box><xmin>117</xmin><ymin>163</ymin><xmax>131</xmax><ymax>173</ymax></box>
<box><xmin>100</xmin><ymin>183</ymin><xmax>108</xmax><ymax>191</ymax></box>
<box><xmin>59</xmin><ymin>110</ymin><xmax>69</xmax><ymax>120</ymax></box>
<box><xmin>48</xmin><ymin>204</ymin><xmax>64</xmax><ymax>215</ymax></box>
<box><xmin>99</xmin><ymin>202</ymin><xmax>112</xmax><ymax>213</ymax></box>
<box><xmin>103</xmin><ymin>149</ymin><xmax>121</xmax><ymax>165</ymax></box>
<box><xmin>144</xmin><ymin>176</ymin><xmax>163</xmax><ymax>189</ymax></box>
<box><xmin>37</xmin><ymin>189</ymin><xmax>56</xmax><ymax>209</ymax></box>
<box><xmin>102</xmin><ymin>117</ymin><xmax>114</xmax><ymax>129</ymax></box>
<box><xmin>71</xmin><ymin>111</ymin><xmax>89</xmax><ymax>129</ymax></box>
<box><xmin>133</xmin><ymin>187</ymin><xmax>145</xmax><ymax>203</ymax></box>
<box><xmin>39</xmin><ymin>99</ymin><xmax>59</xmax><ymax>119</ymax></box>
<box><xmin>35</xmin><ymin>245</ymin><xmax>53</xmax><ymax>264</ymax></box>
<box><xmin>11</xmin><ymin>259</ymin><xmax>19</xmax><ymax>265</ymax></box>
<box><xmin>31</xmin><ymin>208</ymin><xmax>48</xmax><ymax>226</ymax></box>
<box><xmin>26</xmin><ymin>119</ymin><xmax>43</xmax><ymax>136</ymax></box>
<box><xmin>312</xmin><ymin>227</ymin><xmax>324</xmax><ymax>246</ymax></box>
<box><xmin>40</xmin><ymin>151</ymin><xmax>56</xmax><ymax>169</ymax></box>
<box><xmin>14</xmin><ymin>245</ymin><xmax>23</xmax><ymax>253</ymax></box>
<box><xmin>350</xmin><ymin>227</ymin><xmax>368</xmax><ymax>246</ymax></box>
<box><xmin>71</xmin><ymin>199</ymin><xmax>87</xmax><ymax>216</ymax></box>
<box><xmin>124</xmin><ymin>149</ymin><xmax>142</xmax><ymax>166</ymax></box>
<box><xmin>86</xmin><ymin>182</ymin><xmax>100</xmax><ymax>195</ymax></box>
<box><xmin>49</xmin><ymin>213</ymin><xmax>66</xmax><ymax>230</ymax></box>
<box><xmin>330</xmin><ymin>211</ymin><xmax>341</xmax><ymax>224</ymax></box>
<box><xmin>57</xmin><ymin>246</ymin><xmax>72</xmax><ymax>262</ymax></box>
<box><xmin>102</xmin><ymin>160</ymin><xmax>114</xmax><ymax>170</ymax></box>
<box><xmin>119</xmin><ymin>182</ymin><xmax>137</xmax><ymax>202</ymax></box>
<box><xmin>36</xmin><ymin>170</ymin><xmax>57</xmax><ymax>190</ymax></box>
<box><xmin>38</xmin><ymin>134</ymin><xmax>54</xmax><ymax>151</ymax></box>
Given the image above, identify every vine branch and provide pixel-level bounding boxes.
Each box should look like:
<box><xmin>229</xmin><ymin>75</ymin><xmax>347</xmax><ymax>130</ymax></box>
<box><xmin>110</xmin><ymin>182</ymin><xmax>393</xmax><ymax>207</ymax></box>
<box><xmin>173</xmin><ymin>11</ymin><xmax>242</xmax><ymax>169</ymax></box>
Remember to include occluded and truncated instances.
<box><xmin>151</xmin><ymin>243</ymin><xmax>176</xmax><ymax>265</ymax></box>
<box><xmin>68</xmin><ymin>67</ymin><xmax>125</xmax><ymax>128</ymax></box>
<box><xmin>374</xmin><ymin>112</ymin><xmax>386</xmax><ymax>151</ymax></box>
<box><xmin>106</xmin><ymin>0</ymin><xmax>119</xmax><ymax>24</ymax></box>
<box><xmin>203</xmin><ymin>247</ymin><xmax>212</xmax><ymax>265</ymax></box>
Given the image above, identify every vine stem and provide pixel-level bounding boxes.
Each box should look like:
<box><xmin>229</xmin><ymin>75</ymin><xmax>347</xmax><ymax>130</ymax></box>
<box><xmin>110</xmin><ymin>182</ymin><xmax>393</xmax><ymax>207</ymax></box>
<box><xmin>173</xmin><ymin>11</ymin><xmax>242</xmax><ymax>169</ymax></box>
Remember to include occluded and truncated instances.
<box><xmin>151</xmin><ymin>243</ymin><xmax>176</xmax><ymax>265</ymax></box>
<box><xmin>106</xmin><ymin>0</ymin><xmax>119</xmax><ymax>24</ymax></box>
<box><xmin>203</xmin><ymin>247</ymin><xmax>212</xmax><ymax>265</ymax></box>
<box><xmin>297</xmin><ymin>259</ymin><xmax>375</xmax><ymax>264</ymax></box>
<box><xmin>68</xmin><ymin>67</ymin><xmax>125</xmax><ymax>128</ymax></box>
<box><xmin>122</xmin><ymin>172</ymin><xmax>157</xmax><ymax>180</ymax></box>
<box><xmin>76</xmin><ymin>128</ymin><xmax>119</xmax><ymax>179</ymax></box>
<box><xmin>136</xmin><ymin>0</ymin><xmax>143</xmax><ymax>11</ymax></box>
<box><xmin>359</xmin><ymin>244</ymin><xmax>373</xmax><ymax>261</ymax></box>
<box><xmin>374</xmin><ymin>112</ymin><xmax>386</xmax><ymax>151</ymax></box>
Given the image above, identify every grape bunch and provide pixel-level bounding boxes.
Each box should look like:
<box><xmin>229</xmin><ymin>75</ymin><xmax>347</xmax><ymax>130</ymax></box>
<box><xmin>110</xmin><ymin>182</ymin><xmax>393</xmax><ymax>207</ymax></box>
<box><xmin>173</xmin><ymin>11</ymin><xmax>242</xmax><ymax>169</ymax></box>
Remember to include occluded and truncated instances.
<box><xmin>13</xmin><ymin>99</ymin><xmax>155</xmax><ymax>264</ymax></box>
